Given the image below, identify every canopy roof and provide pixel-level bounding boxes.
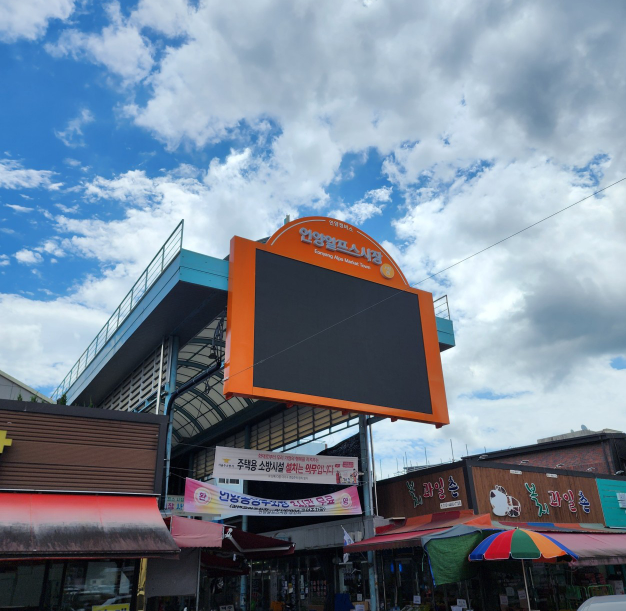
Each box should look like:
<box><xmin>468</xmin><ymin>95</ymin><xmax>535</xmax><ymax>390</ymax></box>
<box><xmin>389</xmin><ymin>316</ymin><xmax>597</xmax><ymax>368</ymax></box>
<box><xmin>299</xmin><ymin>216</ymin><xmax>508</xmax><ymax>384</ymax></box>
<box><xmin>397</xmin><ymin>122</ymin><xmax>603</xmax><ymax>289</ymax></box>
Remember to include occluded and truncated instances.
<box><xmin>345</xmin><ymin>511</ymin><xmax>493</xmax><ymax>553</ymax></box>
<box><xmin>166</xmin><ymin>515</ymin><xmax>295</xmax><ymax>560</ymax></box>
<box><xmin>0</xmin><ymin>493</ymin><xmax>179</xmax><ymax>559</ymax></box>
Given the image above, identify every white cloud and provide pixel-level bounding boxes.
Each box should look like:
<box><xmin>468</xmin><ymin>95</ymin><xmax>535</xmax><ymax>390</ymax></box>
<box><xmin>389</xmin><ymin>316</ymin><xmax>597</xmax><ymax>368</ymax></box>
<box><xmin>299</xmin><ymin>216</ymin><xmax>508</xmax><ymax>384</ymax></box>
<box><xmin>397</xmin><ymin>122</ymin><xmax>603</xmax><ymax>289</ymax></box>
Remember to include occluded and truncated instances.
<box><xmin>54</xmin><ymin>203</ymin><xmax>80</xmax><ymax>213</ymax></box>
<box><xmin>0</xmin><ymin>159</ymin><xmax>60</xmax><ymax>190</ymax></box>
<box><xmin>5</xmin><ymin>0</ymin><xmax>626</xmax><ymax>463</ymax></box>
<box><xmin>47</xmin><ymin>2</ymin><xmax>154</xmax><ymax>84</ymax></box>
<box><xmin>0</xmin><ymin>0</ymin><xmax>75</xmax><ymax>42</ymax></box>
<box><xmin>0</xmin><ymin>293</ymin><xmax>107</xmax><ymax>389</ymax></box>
<box><xmin>54</xmin><ymin>109</ymin><xmax>95</xmax><ymax>148</ymax></box>
<box><xmin>0</xmin><ymin>255</ymin><xmax>9</xmax><ymax>267</ymax></box>
<box><xmin>330</xmin><ymin>187</ymin><xmax>391</xmax><ymax>224</ymax></box>
<box><xmin>14</xmin><ymin>249</ymin><xmax>44</xmax><ymax>265</ymax></box>
<box><xmin>5</xmin><ymin>203</ymin><xmax>34</xmax><ymax>213</ymax></box>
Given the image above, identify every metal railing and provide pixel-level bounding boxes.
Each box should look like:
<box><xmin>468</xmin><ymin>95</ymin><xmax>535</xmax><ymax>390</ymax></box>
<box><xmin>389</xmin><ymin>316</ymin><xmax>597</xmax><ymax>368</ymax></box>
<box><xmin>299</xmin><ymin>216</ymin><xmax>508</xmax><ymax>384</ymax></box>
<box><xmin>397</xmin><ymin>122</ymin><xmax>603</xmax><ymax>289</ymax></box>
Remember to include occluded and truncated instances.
<box><xmin>433</xmin><ymin>294</ymin><xmax>450</xmax><ymax>319</ymax></box>
<box><xmin>52</xmin><ymin>220</ymin><xmax>184</xmax><ymax>400</ymax></box>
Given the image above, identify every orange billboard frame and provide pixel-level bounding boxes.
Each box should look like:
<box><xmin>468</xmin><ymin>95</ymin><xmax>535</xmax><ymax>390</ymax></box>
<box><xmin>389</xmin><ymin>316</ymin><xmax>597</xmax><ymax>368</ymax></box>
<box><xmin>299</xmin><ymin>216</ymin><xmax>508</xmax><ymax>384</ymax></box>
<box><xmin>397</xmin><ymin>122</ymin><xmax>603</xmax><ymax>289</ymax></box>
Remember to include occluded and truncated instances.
<box><xmin>224</xmin><ymin>216</ymin><xmax>449</xmax><ymax>426</ymax></box>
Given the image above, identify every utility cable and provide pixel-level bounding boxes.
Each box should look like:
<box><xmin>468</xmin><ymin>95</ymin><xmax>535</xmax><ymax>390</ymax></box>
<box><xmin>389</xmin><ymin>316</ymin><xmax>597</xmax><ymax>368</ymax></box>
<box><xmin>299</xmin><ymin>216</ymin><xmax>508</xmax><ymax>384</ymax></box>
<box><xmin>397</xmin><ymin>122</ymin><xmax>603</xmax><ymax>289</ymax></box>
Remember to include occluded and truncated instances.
<box><xmin>223</xmin><ymin>176</ymin><xmax>626</xmax><ymax>383</ymax></box>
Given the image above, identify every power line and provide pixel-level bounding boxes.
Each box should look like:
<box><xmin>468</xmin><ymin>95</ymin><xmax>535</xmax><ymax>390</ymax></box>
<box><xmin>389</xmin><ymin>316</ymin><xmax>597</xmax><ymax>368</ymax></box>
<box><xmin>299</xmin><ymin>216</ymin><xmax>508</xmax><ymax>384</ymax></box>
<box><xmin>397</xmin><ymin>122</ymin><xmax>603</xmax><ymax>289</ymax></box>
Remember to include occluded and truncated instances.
<box><xmin>223</xmin><ymin>177</ymin><xmax>626</xmax><ymax>384</ymax></box>
<box><xmin>413</xmin><ymin>175</ymin><xmax>626</xmax><ymax>286</ymax></box>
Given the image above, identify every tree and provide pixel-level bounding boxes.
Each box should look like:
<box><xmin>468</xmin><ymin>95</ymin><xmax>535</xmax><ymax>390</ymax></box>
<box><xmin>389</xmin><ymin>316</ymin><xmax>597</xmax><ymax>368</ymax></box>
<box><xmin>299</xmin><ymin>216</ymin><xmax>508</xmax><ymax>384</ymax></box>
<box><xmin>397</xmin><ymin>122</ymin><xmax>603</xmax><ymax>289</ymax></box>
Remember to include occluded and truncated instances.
<box><xmin>57</xmin><ymin>393</ymin><xmax>67</xmax><ymax>405</ymax></box>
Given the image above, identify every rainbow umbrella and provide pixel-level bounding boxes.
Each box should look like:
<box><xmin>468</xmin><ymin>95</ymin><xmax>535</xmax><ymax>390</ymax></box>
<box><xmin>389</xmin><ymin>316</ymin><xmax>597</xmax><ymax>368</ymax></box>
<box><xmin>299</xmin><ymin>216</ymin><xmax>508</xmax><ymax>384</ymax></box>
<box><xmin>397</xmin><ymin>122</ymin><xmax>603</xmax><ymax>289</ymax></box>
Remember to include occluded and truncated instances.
<box><xmin>469</xmin><ymin>528</ymin><xmax>578</xmax><ymax>606</ymax></box>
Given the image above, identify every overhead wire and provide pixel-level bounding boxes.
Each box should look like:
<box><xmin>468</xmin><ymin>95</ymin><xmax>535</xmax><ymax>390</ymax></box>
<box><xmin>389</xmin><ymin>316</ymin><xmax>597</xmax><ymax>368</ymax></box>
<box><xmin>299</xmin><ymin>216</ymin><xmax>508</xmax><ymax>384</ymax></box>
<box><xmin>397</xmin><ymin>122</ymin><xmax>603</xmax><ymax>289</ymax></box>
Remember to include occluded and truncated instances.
<box><xmin>222</xmin><ymin>176</ymin><xmax>626</xmax><ymax>385</ymax></box>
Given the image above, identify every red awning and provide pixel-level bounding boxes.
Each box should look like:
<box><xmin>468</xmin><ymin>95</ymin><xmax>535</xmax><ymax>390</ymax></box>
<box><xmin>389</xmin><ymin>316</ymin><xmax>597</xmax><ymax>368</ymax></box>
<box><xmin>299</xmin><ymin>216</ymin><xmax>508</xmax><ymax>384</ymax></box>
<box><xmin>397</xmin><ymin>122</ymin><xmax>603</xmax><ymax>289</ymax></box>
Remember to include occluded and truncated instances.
<box><xmin>0</xmin><ymin>493</ymin><xmax>179</xmax><ymax>559</ymax></box>
<box><xmin>168</xmin><ymin>515</ymin><xmax>224</xmax><ymax>548</ymax></box>
<box><xmin>165</xmin><ymin>516</ymin><xmax>295</xmax><ymax>559</ymax></box>
<box><xmin>345</xmin><ymin>512</ymin><xmax>493</xmax><ymax>553</ymax></box>
<box><xmin>223</xmin><ymin>526</ymin><xmax>295</xmax><ymax>559</ymax></box>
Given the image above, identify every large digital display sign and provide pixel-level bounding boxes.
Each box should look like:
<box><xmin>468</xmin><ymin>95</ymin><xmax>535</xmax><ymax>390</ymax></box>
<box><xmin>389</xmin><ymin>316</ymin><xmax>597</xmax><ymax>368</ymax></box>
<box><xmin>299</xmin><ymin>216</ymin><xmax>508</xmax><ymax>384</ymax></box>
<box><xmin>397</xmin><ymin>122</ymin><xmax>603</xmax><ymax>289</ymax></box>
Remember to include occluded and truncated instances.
<box><xmin>224</xmin><ymin>216</ymin><xmax>449</xmax><ymax>425</ymax></box>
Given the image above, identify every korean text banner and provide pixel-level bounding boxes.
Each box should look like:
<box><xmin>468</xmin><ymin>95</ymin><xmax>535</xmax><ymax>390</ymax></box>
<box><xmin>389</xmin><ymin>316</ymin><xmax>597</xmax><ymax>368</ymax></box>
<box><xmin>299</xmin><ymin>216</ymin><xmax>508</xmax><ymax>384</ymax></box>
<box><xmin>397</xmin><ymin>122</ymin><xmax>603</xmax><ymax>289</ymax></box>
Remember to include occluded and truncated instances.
<box><xmin>213</xmin><ymin>446</ymin><xmax>359</xmax><ymax>485</ymax></box>
<box><xmin>184</xmin><ymin>478</ymin><xmax>362</xmax><ymax>517</ymax></box>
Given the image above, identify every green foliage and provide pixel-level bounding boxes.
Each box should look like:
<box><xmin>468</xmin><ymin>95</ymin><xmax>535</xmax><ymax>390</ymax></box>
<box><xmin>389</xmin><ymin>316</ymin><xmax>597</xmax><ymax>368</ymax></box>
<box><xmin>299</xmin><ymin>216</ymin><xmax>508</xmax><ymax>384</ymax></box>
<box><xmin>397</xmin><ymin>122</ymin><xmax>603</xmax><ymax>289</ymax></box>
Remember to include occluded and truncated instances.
<box><xmin>16</xmin><ymin>393</ymin><xmax>22</xmax><ymax>401</ymax></box>
<box><xmin>57</xmin><ymin>393</ymin><xmax>67</xmax><ymax>405</ymax></box>
<box><xmin>29</xmin><ymin>395</ymin><xmax>38</xmax><ymax>402</ymax></box>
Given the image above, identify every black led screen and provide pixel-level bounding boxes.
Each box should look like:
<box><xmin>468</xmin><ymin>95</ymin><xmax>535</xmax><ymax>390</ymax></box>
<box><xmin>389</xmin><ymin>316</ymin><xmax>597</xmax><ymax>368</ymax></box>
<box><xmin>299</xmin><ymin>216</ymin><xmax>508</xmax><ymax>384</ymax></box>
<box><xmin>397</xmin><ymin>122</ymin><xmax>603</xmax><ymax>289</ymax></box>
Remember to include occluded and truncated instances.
<box><xmin>253</xmin><ymin>250</ymin><xmax>432</xmax><ymax>413</ymax></box>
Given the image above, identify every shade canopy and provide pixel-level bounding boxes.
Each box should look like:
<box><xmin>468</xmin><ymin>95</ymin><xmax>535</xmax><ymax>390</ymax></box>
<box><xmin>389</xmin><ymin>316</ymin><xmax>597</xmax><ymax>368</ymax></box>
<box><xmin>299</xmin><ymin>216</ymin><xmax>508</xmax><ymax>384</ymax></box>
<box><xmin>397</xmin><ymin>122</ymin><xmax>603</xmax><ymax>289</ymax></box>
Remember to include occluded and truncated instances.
<box><xmin>469</xmin><ymin>528</ymin><xmax>578</xmax><ymax>562</ymax></box>
<box><xmin>168</xmin><ymin>515</ymin><xmax>224</xmax><ymax>548</ymax></box>
<box><xmin>345</xmin><ymin>511</ymin><xmax>493</xmax><ymax>553</ymax></box>
<box><xmin>0</xmin><ymin>493</ymin><xmax>179</xmax><ymax>559</ymax></box>
<box><xmin>545</xmin><ymin>533</ymin><xmax>626</xmax><ymax>566</ymax></box>
<box><xmin>165</xmin><ymin>516</ymin><xmax>295</xmax><ymax>559</ymax></box>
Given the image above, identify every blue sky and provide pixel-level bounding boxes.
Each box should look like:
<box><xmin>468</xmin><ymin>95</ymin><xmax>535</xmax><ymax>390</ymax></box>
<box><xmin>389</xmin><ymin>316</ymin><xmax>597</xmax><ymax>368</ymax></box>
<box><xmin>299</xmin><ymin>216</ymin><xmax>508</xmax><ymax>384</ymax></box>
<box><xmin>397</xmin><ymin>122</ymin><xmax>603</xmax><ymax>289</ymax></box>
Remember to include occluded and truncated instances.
<box><xmin>2</xmin><ymin>0</ymin><xmax>626</xmax><ymax>473</ymax></box>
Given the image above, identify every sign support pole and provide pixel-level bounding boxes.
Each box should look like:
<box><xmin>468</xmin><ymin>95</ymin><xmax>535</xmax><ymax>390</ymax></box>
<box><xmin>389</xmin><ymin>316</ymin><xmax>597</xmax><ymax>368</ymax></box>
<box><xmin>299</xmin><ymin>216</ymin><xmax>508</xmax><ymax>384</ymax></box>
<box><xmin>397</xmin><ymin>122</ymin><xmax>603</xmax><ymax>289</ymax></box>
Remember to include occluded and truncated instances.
<box><xmin>163</xmin><ymin>335</ymin><xmax>179</xmax><ymax>506</ymax></box>
<box><xmin>240</xmin><ymin>424</ymin><xmax>251</xmax><ymax>610</ymax></box>
<box><xmin>359</xmin><ymin>414</ymin><xmax>379</xmax><ymax>611</ymax></box>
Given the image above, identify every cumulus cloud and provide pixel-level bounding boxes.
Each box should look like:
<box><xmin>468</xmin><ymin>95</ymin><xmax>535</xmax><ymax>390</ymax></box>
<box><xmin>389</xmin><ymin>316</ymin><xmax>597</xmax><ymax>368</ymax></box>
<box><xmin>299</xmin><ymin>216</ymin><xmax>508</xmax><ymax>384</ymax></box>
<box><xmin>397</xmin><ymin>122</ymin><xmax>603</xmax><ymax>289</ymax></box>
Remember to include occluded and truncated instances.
<box><xmin>0</xmin><ymin>0</ymin><xmax>75</xmax><ymax>42</ymax></box>
<box><xmin>0</xmin><ymin>159</ymin><xmax>61</xmax><ymax>190</ymax></box>
<box><xmin>14</xmin><ymin>249</ymin><xmax>44</xmax><ymax>265</ymax></box>
<box><xmin>330</xmin><ymin>187</ymin><xmax>391</xmax><ymax>224</ymax></box>
<box><xmin>47</xmin><ymin>2</ymin><xmax>154</xmax><ymax>83</ymax></box>
<box><xmin>0</xmin><ymin>293</ymin><xmax>108</xmax><ymax>389</ymax></box>
<box><xmin>4</xmin><ymin>0</ymin><xmax>626</xmax><ymax>464</ymax></box>
<box><xmin>0</xmin><ymin>255</ymin><xmax>9</xmax><ymax>267</ymax></box>
<box><xmin>54</xmin><ymin>109</ymin><xmax>95</xmax><ymax>148</ymax></box>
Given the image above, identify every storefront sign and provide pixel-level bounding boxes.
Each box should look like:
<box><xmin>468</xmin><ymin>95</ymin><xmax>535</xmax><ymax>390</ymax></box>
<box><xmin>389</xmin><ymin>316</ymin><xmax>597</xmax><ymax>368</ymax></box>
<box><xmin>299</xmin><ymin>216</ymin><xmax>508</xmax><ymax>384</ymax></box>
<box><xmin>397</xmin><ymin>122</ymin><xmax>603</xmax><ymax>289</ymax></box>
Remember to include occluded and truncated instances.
<box><xmin>378</xmin><ymin>466</ymin><xmax>469</xmax><ymax>518</ymax></box>
<box><xmin>0</xmin><ymin>429</ymin><xmax>12</xmax><ymax>453</ymax></box>
<box><xmin>164</xmin><ymin>495</ymin><xmax>185</xmax><ymax>512</ymax></box>
<box><xmin>213</xmin><ymin>446</ymin><xmax>358</xmax><ymax>485</ymax></box>
<box><xmin>473</xmin><ymin>465</ymin><xmax>603</xmax><ymax>523</ymax></box>
<box><xmin>441</xmin><ymin>500</ymin><xmax>463</xmax><ymax>509</ymax></box>
<box><xmin>524</xmin><ymin>482</ymin><xmax>591</xmax><ymax>517</ymax></box>
<box><xmin>184</xmin><ymin>477</ymin><xmax>362</xmax><ymax>516</ymax></box>
<box><xmin>596</xmin><ymin>478</ymin><xmax>626</xmax><ymax>528</ymax></box>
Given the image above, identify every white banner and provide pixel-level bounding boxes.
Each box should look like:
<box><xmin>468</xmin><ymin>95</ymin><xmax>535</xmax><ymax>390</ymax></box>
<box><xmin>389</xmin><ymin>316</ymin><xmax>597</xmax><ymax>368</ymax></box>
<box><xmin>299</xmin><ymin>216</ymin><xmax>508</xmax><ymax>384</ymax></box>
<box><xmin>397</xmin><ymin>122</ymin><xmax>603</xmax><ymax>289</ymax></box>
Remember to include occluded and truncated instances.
<box><xmin>213</xmin><ymin>446</ymin><xmax>359</xmax><ymax>485</ymax></box>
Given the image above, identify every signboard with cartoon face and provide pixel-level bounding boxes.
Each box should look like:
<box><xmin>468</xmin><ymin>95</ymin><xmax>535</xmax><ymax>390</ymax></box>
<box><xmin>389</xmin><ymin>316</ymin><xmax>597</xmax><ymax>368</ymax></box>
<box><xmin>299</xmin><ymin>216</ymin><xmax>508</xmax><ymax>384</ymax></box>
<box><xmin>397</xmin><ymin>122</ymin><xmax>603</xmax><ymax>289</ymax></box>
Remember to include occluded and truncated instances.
<box><xmin>224</xmin><ymin>216</ymin><xmax>449</xmax><ymax>425</ymax></box>
<box><xmin>472</xmin><ymin>465</ymin><xmax>604</xmax><ymax>523</ymax></box>
<box><xmin>377</xmin><ymin>466</ymin><xmax>468</xmax><ymax>517</ymax></box>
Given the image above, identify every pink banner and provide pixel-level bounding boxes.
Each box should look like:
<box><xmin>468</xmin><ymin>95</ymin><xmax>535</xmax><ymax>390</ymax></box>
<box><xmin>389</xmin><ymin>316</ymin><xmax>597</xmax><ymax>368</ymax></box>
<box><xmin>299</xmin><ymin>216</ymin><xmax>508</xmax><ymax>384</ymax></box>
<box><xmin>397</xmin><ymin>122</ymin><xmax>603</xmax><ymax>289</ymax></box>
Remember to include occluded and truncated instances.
<box><xmin>184</xmin><ymin>478</ymin><xmax>362</xmax><ymax>516</ymax></box>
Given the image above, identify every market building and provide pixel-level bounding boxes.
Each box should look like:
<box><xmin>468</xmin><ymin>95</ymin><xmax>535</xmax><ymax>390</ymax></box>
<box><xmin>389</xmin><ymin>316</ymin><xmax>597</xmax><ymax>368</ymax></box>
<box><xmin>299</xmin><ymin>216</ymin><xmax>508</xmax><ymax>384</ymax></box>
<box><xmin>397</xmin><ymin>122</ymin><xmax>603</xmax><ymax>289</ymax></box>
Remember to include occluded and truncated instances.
<box><xmin>44</xmin><ymin>218</ymin><xmax>456</xmax><ymax>610</ymax></box>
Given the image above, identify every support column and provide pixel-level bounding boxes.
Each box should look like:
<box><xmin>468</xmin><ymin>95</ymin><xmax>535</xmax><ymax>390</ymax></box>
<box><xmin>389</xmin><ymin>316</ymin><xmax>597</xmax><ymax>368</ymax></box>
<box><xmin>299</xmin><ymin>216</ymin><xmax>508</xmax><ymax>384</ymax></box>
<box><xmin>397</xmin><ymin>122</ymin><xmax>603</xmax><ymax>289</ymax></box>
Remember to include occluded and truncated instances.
<box><xmin>240</xmin><ymin>424</ymin><xmax>251</xmax><ymax>610</ymax></box>
<box><xmin>136</xmin><ymin>558</ymin><xmax>148</xmax><ymax>611</ymax></box>
<box><xmin>359</xmin><ymin>415</ymin><xmax>379</xmax><ymax>611</ymax></box>
<box><xmin>163</xmin><ymin>335</ymin><xmax>179</xmax><ymax>507</ymax></box>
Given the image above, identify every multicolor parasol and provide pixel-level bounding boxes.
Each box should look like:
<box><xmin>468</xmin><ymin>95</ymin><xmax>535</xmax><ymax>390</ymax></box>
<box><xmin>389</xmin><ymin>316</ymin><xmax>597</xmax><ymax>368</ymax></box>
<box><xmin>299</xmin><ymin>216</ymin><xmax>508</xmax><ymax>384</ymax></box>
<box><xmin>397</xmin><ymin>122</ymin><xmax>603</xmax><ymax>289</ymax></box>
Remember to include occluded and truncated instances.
<box><xmin>469</xmin><ymin>528</ymin><xmax>578</xmax><ymax>561</ymax></box>
<box><xmin>469</xmin><ymin>528</ymin><xmax>578</xmax><ymax>606</ymax></box>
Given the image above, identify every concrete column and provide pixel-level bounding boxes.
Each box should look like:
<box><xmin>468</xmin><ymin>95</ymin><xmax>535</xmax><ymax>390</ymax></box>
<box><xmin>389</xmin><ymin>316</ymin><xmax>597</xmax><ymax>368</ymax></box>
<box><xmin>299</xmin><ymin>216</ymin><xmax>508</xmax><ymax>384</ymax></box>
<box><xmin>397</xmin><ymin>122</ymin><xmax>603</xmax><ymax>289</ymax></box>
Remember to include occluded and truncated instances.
<box><xmin>359</xmin><ymin>414</ymin><xmax>379</xmax><ymax>611</ymax></box>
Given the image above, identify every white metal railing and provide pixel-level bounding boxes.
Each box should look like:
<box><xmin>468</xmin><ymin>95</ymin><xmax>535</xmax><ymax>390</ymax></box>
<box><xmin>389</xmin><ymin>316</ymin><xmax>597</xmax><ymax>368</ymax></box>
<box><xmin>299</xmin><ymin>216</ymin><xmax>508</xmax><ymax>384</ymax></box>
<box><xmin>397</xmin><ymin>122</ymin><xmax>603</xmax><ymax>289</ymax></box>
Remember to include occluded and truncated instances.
<box><xmin>52</xmin><ymin>220</ymin><xmax>184</xmax><ymax>400</ymax></box>
<box><xmin>433</xmin><ymin>294</ymin><xmax>450</xmax><ymax>319</ymax></box>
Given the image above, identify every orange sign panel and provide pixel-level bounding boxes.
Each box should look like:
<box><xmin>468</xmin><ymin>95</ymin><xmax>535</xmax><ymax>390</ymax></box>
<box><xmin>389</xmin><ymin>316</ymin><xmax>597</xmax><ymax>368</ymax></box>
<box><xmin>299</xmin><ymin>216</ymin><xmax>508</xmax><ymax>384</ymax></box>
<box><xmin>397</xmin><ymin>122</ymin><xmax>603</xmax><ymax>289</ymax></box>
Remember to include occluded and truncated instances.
<box><xmin>224</xmin><ymin>216</ymin><xmax>449</xmax><ymax>425</ymax></box>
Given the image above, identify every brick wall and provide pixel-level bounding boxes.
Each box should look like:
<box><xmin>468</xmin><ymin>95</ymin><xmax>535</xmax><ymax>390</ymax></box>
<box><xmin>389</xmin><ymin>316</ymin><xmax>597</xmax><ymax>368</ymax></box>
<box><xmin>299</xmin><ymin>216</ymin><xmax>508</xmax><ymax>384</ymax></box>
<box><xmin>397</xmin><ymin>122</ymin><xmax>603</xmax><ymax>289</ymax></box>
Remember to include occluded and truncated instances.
<box><xmin>488</xmin><ymin>441</ymin><xmax>614</xmax><ymax>474</ymax></box>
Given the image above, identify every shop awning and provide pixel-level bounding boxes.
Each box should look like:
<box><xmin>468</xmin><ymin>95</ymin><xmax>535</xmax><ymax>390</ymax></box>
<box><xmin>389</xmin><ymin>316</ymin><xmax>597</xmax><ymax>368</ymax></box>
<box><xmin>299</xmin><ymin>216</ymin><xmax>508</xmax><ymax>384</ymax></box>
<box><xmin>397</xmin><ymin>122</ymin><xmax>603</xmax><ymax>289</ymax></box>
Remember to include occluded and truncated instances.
<box><xmin>541</xmin><ymin>533</ymin><xmax>626</xmax><ymax>566</ymax></box>
<box><xmin>168</xmin><ymin>515</ymin><xmax>224</xmax><ymax>548</ymax></box>
<box><xmin>345</xmin><ymin>511</ymin><xmax>493</xmax><ymax>553</ymax></box>
<box><xmin>165</xmin><ymin>516</ymin><xmax>295</xmax><ymax>559</ymax></box>
<box><xmin>0</xmin><ymin>493</ymin><xmax>180</xmax><ymax>559</ymax></box>
<box><xmin>492</xmin><ymin>520</ymin><xmax>620</xmax><ymax>532</ymax></box>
